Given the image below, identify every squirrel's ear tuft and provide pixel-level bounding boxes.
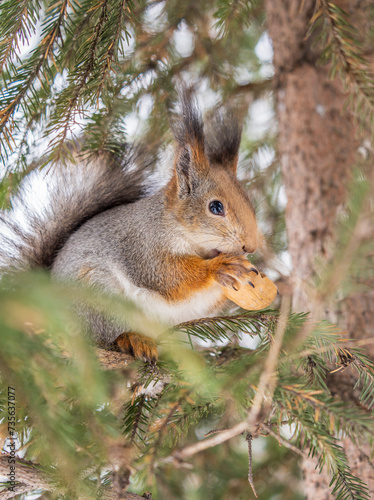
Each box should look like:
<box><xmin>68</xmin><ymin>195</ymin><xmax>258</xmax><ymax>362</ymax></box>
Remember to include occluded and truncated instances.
<box><xmin>171</xmin><ymin>89</ymin><xmax>209</xmax><ymax>198</ymax></box>
<box><xmin>205</xmin><ymin>108</ymin><xmax>242</xmax><ymax>174</ymax></box>
<box><xmin>174</xmin><ymin>144</ymin><xmax>205</xmax><ymax>198</ymax></box>
<box><xmin>172</xmin><ymin>88</ymin><xmax>209</xmax><ymax>176</ymax></box>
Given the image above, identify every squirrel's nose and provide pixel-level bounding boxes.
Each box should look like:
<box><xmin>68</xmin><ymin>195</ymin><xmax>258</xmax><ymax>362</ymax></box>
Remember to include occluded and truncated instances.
<box><xmin>243</xmin><ymin>245</ymin><xmax>256</xmax><ymax>255</ymax></box>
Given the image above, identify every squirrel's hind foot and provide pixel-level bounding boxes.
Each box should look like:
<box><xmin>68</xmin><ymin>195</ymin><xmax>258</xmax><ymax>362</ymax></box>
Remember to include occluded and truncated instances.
<box><xmin>114</xmin><ymin>332</ymin><xmax>158</xmax><ymax>363</ymax></box>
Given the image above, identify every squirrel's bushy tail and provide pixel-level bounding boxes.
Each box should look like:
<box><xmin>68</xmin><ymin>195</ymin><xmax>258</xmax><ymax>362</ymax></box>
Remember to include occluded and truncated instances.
<box><xmin>0</xmin><ymin>149</ymin><xmax>151</xmax><ymax>272</ymax></box>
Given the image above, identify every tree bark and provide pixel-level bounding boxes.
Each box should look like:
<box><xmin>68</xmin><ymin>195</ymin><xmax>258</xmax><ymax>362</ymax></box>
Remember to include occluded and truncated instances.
<box><xmin>265</xmin><ymin>0</ymin><xmax>374</xmax><ymax>497</ymax></box>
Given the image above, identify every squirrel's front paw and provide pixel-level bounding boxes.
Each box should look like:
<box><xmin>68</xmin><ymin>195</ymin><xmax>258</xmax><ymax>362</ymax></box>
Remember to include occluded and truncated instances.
<box><xmin>213</xmin><ymin>254</ymin><xmax>254</xmax><ymax>290</ymax></box>
<box><xmin>115</xmin><ymin>332</ymin><xmax>158</xmax><ymax>363</ymax></box>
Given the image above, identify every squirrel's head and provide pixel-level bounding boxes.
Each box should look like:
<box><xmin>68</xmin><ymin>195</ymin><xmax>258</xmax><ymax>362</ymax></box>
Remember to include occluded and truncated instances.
<box><xmin>166</xmin><ymin>91</ymin><xmax>258</xmax><ymax>259</ymax></box>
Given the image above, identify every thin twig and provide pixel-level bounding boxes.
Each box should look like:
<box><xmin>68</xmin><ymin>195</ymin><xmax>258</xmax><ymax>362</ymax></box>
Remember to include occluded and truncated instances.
<box><xmin>245</xmin><ymin>433</ymin><xmax>258</xmax><ymax>498</ymax></box>
<box><xmin>204</xmin><ymin>428</ymin><xmax>229</xmax><ymax>437</ymax></box>
<box><xmin>260</xmin><ymin>424</ymin><xmax>306</xmax><ymax>458</ymax></box>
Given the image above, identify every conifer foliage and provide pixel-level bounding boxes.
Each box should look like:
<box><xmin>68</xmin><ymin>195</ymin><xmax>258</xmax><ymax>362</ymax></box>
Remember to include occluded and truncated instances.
<box><xmin>1</xmin><ymin>1</ymin><xmax>374</xmax><ymax>499</ymax></box>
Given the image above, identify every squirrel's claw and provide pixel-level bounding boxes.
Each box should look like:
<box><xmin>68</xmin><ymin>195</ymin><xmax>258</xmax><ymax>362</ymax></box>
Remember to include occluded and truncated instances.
<box><xmin>115</xmin><ymin>332</ymin><xmax>158</xmax><ymax>363</ymax></box>
<box><xmin>214</xmin><ymin>254</ymin><xmax>250</xmax><ymax>289</ymax></box>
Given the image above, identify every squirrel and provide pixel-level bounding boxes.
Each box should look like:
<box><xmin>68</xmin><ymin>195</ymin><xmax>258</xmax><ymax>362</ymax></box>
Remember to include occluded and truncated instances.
<box><xmin>0</xmin><ymin>92</ymin><xmax>258</xmax><ymax>361</ymax></box>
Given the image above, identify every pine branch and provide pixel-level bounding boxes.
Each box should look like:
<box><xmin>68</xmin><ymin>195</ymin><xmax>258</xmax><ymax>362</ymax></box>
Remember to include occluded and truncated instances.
<box><xmin>81</xmin><ymin>75</ymin><xmax>131</xmax><ymax>160</ymax></box>
<box><xmin>213</xmin><ymin>0</ymin><xmax>260</xmax><ymax>39</ymax></box>
<box><xmin>123</xmin><ymin>395</ymin><xmax>161</xmax><ymax>445</ymax></box>
<box><xmin>311</xmin><ymin>1</ymin><xmax>374</xmax><ymax>131</ymax></box>
<box><xmin>350</xmin><ymin>348</ymin><xmax>374</xmax><ymax>408</ymax></box>
<box><xmin>277</xmin><ymin>380</ymin><xmax>374</xmax><ymax>440</ymax></box>
<box><xmin>168</xmin><ymin>401</ymin><xmax>215</xmax><ymax>441</ymax></box>
<box><xmin>0</xmin><ymin>0</ymin><xmax>41</xmax><ymax>74</ymax></box>
<box><xmin>45</xmin><ymin>0</ymin><xmax>110</xmax><ymax>163</ymax></box>
<box><xmin>284</xmin><ymin>411</ymin><xmax>371</xmax><ymax>500</ymax></box>
<box><xmin>160</xmin><ymin>299</ymin><xmax>290</xmax><ymax>464</ymax></box>
<box><xmin>45</xmin><ymin>0</ymin><xmax>135</xmax><ymax>164</ymax></box>
<box><xmin>94</xmin><ymin>0</ymin><xmax>132</xmax><ymax>99</ymax></box>
<box><xmin>168</xmin><ymin>310</ymin><xmax>279</xmax><ymax>344</ymax></box>
<box><xmin>0</xmin><ymin>0</ymin><xmax>69</xmax><ymax>139</ymax></box>
<box><xmin>331</xmin><ymin>467</ymin><xmax>371</xmax><ymax>500</ymax></box>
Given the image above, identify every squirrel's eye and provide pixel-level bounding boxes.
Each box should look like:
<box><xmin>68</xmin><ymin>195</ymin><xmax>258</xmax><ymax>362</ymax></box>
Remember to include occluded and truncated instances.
<box><xmin>209</xmin><ymin>200</ymin><xmax>225</xmax><ymax>216</ymax></box>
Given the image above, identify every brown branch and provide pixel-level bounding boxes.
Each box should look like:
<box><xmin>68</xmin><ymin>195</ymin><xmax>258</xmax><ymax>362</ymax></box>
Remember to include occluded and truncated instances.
<box><xmin>0</xmin><ymin>454</ymin><xmax>151</xmax><ymax>499</ymax></box>
<box><xmin>169</xmin><ymin>420</ymin><xmax>250</xmax><ymax>462</ymax></box>
<box><xmin>0</xmin><ymin>455</ymin><xmax>52</xmax><ymax>499</ymax></box>
<box><xmin>95</xmin><ymin>347</ymin><xmax>134</xmax><ymax>370</ymax></box>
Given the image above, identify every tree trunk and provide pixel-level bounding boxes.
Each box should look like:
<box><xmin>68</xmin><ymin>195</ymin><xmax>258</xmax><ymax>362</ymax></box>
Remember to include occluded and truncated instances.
<box><xmin>265</xmin><ymin>0</ymin><xmax>374</xmax><ymax>497</ymax></box>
